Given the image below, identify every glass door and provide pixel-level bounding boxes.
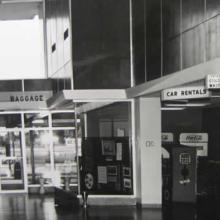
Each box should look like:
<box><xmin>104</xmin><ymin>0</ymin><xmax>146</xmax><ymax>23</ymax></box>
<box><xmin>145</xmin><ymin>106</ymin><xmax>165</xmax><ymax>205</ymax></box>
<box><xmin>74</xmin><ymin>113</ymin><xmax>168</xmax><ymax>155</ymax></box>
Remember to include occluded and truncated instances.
<box><xmin>0</xmin><ymin>131</ymin><xmax>25</xmax><ymax>192</ymax></box>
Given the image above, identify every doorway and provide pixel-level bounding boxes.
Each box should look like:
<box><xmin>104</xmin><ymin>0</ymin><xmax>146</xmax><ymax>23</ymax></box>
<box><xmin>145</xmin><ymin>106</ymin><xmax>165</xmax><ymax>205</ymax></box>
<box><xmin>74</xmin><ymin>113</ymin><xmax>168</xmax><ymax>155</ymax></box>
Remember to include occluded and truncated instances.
<box><xmin>0</xmin><ymin>131</ymin><xmax>25</xmax><ymax>192</ymax></box>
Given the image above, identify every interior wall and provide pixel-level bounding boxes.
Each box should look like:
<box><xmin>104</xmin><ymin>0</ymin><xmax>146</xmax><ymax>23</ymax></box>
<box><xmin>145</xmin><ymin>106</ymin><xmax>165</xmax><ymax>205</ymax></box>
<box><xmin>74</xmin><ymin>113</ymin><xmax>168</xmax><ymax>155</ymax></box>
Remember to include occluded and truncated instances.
<box><xmin>45</xmin><ymin>0</ymin><xmax>72</xmax><ymax>93</ymax></box>
<box><xmin>86</xmin><ymin>103</ymin><xmax>130</xmax><ymax>138</ymax></box>
<box><xmin>162</xmin><ymin>107</ymin><xmax>220</xmax><ymax>160</ymax></box>
<box><xmin>71</xmin><ymin>0</ymin><xmax>131</xmax><ymax>89</ymax></box>
<box><xmin>133</xmin><ymin>0</ymin><xmax>220</xmax><ymax>85</ymax></box>
<box><xmin>135</xmin><ymin>97</ymin><xmax>162</xmax><ymax>206</ymax></box>
<box><xmin>162</xmin><ymin>108</ymin><xmax>203</xmax><ymax>144</ymax></box>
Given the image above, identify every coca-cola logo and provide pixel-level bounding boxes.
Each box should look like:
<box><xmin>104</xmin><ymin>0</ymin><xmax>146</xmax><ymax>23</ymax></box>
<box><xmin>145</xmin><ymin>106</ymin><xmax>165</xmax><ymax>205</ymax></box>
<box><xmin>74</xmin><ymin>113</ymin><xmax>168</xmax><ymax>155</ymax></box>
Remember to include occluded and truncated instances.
<box><xmin>186</xmin><ymin>135</ymin><xmax>202</xmax><ymax>141</ymax></box>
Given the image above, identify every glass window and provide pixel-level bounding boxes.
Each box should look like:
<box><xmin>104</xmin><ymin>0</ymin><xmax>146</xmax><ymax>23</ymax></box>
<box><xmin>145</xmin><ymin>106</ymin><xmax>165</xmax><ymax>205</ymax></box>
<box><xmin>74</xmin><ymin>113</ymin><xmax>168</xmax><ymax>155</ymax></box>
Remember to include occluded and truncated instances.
<box><xmin>80</xmin><ymin>102</ymin><xmax>133</xmax><ymax>195</ymax></box>
<box><xmin>25</xmin><ymin>130</ymin><xmax>51</xmax><ymax>185</ymax></box>
<box><xmin>24</xmin><ymin>113</ymin><xmax>49</xmax><ymax>128</ymax></box>
<box><xmin>0</xmin><ymin>114</ymin><xmax>21</xmax><ymax>128</ymax></box>
<box><xmin>52</xmin><ymin>112</ymin><xmax>75</xmax><ymax>127</ymax></box>
<box><xmin>52</xmin><ymin>130</ymin><xmax>78</xmax><ymax>186</ymax></box>
<box><xmin>0</xmin><ymin>131</ymin><xmax>25</xmax><ymax>191</ymax></box>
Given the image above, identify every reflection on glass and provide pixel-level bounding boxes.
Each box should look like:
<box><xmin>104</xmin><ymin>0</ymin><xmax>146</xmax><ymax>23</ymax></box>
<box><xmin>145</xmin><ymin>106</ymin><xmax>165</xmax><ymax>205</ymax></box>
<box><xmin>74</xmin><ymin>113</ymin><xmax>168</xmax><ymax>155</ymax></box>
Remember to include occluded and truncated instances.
<box><xmin>52</xmin><ymin>113</ymin><xmax>75</xmax><ymax>127</ymax></box>
<box><xmin>0</xmin><ymin>131</ymin><xmax>24</xmax><ymax>190</ymax></box>
<box><xmin>25</xmin><ymin>130</ymin><xmax>51</xmax><ymax>185</ymax></box>
<box><xmin>53</xmin><ymin>130</ymin><xmax>77</xmax><ymax>185</ymax></box>
<box><xmin>24</xmin><ymin>113</ymin><xmax>49</xmax><ymax>128</ymax></box>
<box><xmin>0</xmin><ymin>114</ymin><xmax>21</xmax><ymax>128</ymax></box>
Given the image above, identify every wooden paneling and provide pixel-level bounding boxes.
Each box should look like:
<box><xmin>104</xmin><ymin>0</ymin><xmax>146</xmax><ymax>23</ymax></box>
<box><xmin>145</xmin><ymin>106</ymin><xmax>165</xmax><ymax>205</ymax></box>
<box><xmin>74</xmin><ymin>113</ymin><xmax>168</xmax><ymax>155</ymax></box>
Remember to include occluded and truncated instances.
<box><xmin>182</xmin><ymin>24</ymin><xmax>205</xmax><ymax>69</ymax></box>
<box><xmin>146</xmin><ymin>0</ymin><xmax>161</xmax><ymax>80</ymax></box>
<box><xmin>206</xmin><ymin>15</ymin><xmax>220</xmax><ymax>61</ymax></box>
<box><xmin>163</xmin><ymin>0</ymin><xmax>181</xmax><ymax>38</ymax></box>
<box><xmin>162</xmin><ymin>0</ymin><xmax>181</xmax><ymax>76</ymax></box>
<box><xmin>206</xmin><ymin>0</ymin><xmax>220</xmax><ymax>19</ymax></box>
<box><xmin>71</xmin><ymin>0</ymin><xmax>130</xmax><ymax>89</ymax></box>
<box><xmin>163</xmin><ymin>36</ymin><xmax>181</xmax><ymax>75</ymax></box>
<box><xmin>182</xmin><ymin>0</ymin><xmax>204</xmax><ymax>31</ymax></box>
<box><xmin>132</xmin><ymin>0</ymin><xmax>146</xmax><ymax>85</ymax></box>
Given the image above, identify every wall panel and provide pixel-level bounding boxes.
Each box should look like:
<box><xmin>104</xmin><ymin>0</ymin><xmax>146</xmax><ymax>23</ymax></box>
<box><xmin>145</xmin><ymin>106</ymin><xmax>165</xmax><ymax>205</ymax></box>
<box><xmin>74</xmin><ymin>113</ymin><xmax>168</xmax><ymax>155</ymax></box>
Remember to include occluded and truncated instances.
<box><xmin>182</xmin><ymin>0</ymin><xmax>204</xmax><ymax>31</ymax></box>
<box><xmin>132</xmin><ymin>0</ymin><xmax>146</xmax><ymax>85</ymax></box>
<box><xmin>145</xmin><ymin>0</ymin><xmax>161</xmax><ymax>80</ymax></box>
<box><xmin>163</xmin><ymin>36</ymin><xmax>180</xmax><ymax>75</ymax></box>
<box><xmin>206</xmin><ymin>15</ymin><xmax>220</xmax><ymax>61</ymax></box>
<box><xmin>206</xmin><ymin>0</ymin><xmax>220</xmax><ymax>19</ymax></box>
<box><xmin>182</xmin><ymin>24</ymin><xmax>205</xmax><ymax>69</ymax></box>
<box><xmin>71</xmin><ymin>0</ymin><xmax>130</xmax><ymax>89</ymax></box>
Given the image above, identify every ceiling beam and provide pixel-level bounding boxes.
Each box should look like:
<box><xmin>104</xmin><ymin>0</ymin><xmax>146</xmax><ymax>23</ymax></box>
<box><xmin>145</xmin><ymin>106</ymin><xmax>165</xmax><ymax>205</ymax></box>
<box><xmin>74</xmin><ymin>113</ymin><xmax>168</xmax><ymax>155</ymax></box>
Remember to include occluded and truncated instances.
<box><xmin>126</xmin><ymin>57</ymin><xmax>220</xmax><ymax>98</ymax></box>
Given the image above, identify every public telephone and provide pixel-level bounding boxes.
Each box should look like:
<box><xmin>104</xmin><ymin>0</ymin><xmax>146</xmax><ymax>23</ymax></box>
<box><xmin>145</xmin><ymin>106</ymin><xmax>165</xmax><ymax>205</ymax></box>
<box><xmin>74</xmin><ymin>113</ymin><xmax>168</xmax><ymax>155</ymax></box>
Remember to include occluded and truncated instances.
<box><xmin>179</xmin><ymin>153</ymin><xmax>191</xmax><ymax>185</ymax></box>
<box><xmin>172</xmin><ymin>146</ymin><xmax>197</xmax><ymax>203</ymax></box>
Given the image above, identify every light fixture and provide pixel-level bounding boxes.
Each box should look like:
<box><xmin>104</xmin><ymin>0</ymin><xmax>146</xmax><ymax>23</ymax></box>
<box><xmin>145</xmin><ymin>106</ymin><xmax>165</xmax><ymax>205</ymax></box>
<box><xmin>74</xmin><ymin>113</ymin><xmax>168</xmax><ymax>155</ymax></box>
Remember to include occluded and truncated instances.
<box><xmin>164</xmin><ymin>103</ymin><xmax>210</xmax><ymax>107</ymax></box>
<box><xmin>32</xmin><ymin>119</ymin><xmax>44</xmax><ymax>124</ymax></box>
<box><xmin>161</xmin><ymin>107</ymin><xmax>186</xmax><ymax>111</ymax></box>
<box><xmin>0</xmin><ymin>0</ymin><xmax>42</xmax><ymax>4</ymax></box>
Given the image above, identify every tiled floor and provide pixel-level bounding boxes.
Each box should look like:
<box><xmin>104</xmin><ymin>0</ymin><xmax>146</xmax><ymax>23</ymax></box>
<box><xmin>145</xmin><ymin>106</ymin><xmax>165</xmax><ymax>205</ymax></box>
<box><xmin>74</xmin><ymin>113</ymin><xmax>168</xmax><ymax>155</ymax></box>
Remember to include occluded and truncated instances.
<box><xmin>0</xmin><ymin>194</ymin><xmax>219</xmax><ymax>220</ymax></box>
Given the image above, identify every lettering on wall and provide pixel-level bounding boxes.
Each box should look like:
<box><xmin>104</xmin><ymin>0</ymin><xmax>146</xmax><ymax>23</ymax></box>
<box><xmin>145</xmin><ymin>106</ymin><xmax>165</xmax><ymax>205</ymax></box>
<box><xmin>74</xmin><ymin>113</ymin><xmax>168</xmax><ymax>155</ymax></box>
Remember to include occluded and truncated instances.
<box><xmin>0</xmin><ymin>91</ymin><xmax>53</xmax><ymax>110</ymax></box>
<box><xmin>10</xmin><ymin>95</ymin><xmax>44</xmax><ymax>102</ymax></box>
<box><xmin>146</xmin><ymin>140</ymin><xmax>155</xmax><ymax>147</ymax></box>
<box><xmin>206</xmin><ymin>74</ymin><xmax>220</xmax><ymax>89</ymax></box>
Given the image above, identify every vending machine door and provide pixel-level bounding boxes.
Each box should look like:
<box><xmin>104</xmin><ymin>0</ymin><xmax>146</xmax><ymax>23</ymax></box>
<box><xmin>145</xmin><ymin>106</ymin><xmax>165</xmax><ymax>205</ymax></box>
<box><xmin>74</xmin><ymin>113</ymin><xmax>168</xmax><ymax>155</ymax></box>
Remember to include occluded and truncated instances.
<box><xmin>172</xmin><ymin>146</ymin><xmax>197</xmax><ymax>203</ymax></box>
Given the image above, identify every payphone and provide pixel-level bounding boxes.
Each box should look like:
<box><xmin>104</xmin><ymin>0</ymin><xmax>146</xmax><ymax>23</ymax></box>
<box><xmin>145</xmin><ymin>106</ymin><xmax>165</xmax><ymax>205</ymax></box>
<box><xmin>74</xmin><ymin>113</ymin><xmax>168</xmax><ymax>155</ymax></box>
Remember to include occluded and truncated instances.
<box><xmin>172</xmin><ymin>146</ymin><xmax>197</xmax><ymax>203</ymax></box>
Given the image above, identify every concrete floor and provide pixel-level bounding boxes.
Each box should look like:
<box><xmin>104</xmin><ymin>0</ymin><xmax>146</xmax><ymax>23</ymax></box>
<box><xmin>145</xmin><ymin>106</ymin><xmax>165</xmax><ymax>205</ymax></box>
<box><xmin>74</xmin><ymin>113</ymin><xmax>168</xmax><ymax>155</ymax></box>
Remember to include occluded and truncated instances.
<box><xmin>0</xmin><ymin>194</ymin><xmax>219</xmax><ymax>220</ymax></box>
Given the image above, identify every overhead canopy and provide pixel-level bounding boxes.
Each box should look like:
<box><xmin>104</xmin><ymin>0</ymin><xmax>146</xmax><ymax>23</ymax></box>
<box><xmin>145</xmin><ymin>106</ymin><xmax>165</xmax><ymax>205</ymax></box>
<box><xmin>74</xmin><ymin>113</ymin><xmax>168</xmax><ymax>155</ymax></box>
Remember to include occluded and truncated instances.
<box><xmin>46</xmin><ymin>89</ymin><xmax>128</xmax><ymax>110</ymax></box>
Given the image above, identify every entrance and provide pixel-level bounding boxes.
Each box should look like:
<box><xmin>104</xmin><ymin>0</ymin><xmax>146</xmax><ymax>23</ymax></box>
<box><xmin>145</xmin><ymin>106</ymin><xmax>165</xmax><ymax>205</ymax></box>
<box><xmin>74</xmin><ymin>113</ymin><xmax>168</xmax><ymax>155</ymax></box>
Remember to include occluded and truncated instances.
<box><xmin>0</xmin><ymin>111</ymin><xmax>79</xmax><ymax>194</ymax></box>
<box><xmin>0</xmin><ymin>131</ymin><xmax>25</xmax><ymax>192</ymax></box>
<box><xmin>162</xmin><ymin>107</ymin><xmax>220</xmax><ymax>204</ymax></box>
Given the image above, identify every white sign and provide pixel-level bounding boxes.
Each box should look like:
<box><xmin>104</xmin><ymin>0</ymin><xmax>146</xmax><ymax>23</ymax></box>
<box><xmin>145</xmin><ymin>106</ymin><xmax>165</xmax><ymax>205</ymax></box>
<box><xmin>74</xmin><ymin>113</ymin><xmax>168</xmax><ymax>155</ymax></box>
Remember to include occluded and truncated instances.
<box><xmin>0</xmin><ymin>91</ymin><xmax>53</xmax><ymax>110</ymax></box>
<box><xmin>180</xmin><ymin>133</ymin><xmax>208</xmax><ymax>143</ymax></box>
<box><xmin>97</xmin><ymin>166</ymin><xmax>107</xmax><ymax>184</ymax></box>
<box><xmin>65</xmin><ymin>138</ymin><xmax>75</xmax><ymax>146</ymax></box>
<box><xmin>180</xmin><ymin>133</ymin><xmax>208</xmax><ymax>157</ymax></box>
<box><xmin>206</xmin><ymin>74</ymin><xmax>220</xmax><ymax>89</ymax></box>
<box><xmin>116</xmin><ymin>143</ymin><xmax>122</xmax><ymax>161</ymax></box>
<box><xmin>162</xmin><ymin>133</ymin><xmax>174</xmax><ymax>143</ymax></box>
<box><xmin>161</xmin><ymin>86</ymin><xmax>210</xmax><ymax>101</ymax></box>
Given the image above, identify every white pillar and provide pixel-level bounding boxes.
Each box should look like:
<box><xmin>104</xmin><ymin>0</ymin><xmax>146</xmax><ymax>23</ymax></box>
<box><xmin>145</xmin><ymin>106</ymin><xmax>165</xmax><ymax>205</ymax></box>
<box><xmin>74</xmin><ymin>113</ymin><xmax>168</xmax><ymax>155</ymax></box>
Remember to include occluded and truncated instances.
<box><xmin>135</xmin><ymin>97</ymin><xmax>162</xmax><ymax>207</ymax></box>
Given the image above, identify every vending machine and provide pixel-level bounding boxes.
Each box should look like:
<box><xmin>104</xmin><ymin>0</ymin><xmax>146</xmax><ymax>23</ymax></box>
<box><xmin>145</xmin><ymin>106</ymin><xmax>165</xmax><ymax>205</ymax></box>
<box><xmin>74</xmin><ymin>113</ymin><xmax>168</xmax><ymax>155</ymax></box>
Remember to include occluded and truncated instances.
<box><xmin>161</xmin><ymin>133</ymin><xmax>173</xmax><ymax>204</ymax></box>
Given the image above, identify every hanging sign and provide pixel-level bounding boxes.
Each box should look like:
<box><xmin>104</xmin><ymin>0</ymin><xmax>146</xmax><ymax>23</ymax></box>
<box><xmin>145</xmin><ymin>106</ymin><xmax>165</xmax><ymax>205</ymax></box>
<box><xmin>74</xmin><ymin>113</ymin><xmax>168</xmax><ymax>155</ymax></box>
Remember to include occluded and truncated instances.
<box><xmin>180</xmin><ymin>133</ymin><xmax>208</xmax><ymax>143</ymax></box>
<box><xmin>162</xmin><ymin>133</ymin><xmax>174</xmax><ymax>143</ymax></box>
<box><xmin>180</xmin><ymin>133</ymin><xmax>208</xmax><ymax>157</ymax></box>
<box><xmin>206</xmin><ymin>74</ymin><xmax>220</xmax><ymax>89</ymax></box>
<box><xmin>161</xmin><ymin>86</ymin><xmax>210</xmax><ymax>101</ymax></box>
<box><xmin>0</xmin><ymin>91</ymin><xmax>53</xmax><ymax>110</ymax></box>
